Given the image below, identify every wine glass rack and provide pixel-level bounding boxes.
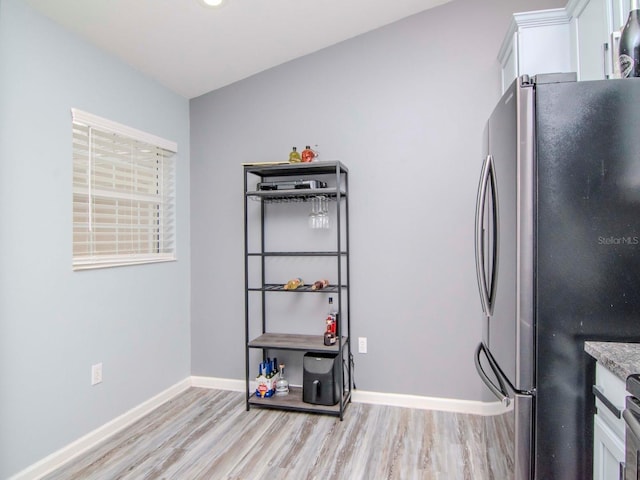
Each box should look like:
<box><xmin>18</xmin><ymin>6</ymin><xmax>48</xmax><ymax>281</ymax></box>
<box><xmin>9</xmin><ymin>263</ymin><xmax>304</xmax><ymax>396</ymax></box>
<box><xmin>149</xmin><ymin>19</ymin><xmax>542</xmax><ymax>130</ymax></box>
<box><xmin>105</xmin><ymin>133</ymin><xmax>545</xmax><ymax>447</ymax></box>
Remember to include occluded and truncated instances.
<box><xmin>247</xmin><ymin>191</ymin><xmax>342</xmax><ymax>203</ymax></box>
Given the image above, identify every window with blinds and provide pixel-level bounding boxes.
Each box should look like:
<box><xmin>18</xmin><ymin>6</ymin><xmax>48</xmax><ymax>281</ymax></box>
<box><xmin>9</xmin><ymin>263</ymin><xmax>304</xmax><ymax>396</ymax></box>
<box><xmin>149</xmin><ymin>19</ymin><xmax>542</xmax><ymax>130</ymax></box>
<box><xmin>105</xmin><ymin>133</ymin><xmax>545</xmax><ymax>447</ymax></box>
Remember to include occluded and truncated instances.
<box><xmin>72</xmin><ymin>109</ymin><xmax>177</xmax><ymax>270</ymax></box>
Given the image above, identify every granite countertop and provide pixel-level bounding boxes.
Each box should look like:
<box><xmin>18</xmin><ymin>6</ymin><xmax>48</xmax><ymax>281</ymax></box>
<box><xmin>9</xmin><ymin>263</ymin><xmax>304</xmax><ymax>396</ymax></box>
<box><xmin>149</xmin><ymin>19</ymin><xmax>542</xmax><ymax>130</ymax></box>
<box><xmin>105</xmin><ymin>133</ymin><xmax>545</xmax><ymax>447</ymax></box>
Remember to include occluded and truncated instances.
<box><xmin>585</xmin><ymin>341</ymin><xmax>640</xmax><ymax>381</ymax></box>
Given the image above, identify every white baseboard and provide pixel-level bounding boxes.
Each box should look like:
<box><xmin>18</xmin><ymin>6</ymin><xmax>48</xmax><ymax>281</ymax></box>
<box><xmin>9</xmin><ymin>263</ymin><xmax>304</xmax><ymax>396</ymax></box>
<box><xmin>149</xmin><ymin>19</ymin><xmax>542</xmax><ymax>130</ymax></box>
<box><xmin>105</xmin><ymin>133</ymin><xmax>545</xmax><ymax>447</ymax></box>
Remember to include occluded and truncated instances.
<box><xmin>12</xmin><ymin>376</ymin><xmax>505</xmax><ymax>479</ymax></box>
<box><xmin>10</xmin><ymin>378</ymin><xmax>191</xmax><ymax>480</ymax></box>
<box><xmin>351</xmin><ymin>389</ymin><xmax>509</xmax><ymax>416</ymax></box>
<box><xmin>190</xmin><ymin>375</ymin><xmax>246</xmax><ymax>391</ymax></box>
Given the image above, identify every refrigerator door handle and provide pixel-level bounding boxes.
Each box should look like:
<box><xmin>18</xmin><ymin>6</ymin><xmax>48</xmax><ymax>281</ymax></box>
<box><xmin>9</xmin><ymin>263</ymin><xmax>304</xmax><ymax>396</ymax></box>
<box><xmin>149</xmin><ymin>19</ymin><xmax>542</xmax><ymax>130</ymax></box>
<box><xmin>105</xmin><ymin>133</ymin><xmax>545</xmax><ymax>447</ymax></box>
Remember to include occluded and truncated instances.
<box><xmin>475</xmin><ymin>155</ymin><xmax>499</xmax><ymax>316</ymax></box>
<box><xmin>475</xmin><ymin>155</ymin><xmax>491</xmax><ymax>314</ymax></box>
<box><xmin>475</xmin><ymin>342</ymin><xmax>511</xmax><ymax>407</ymax></box>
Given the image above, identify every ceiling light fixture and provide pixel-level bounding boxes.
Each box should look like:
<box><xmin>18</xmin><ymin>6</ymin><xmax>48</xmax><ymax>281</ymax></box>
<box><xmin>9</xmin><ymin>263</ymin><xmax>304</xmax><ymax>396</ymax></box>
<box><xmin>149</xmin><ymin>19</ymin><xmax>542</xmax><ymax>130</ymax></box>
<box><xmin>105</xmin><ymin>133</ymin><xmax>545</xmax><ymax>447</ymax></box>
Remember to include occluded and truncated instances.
<box><xmin>201</xmin><ymin>0</ymin><xmax>224</xmax><ymax>6</ymax></box>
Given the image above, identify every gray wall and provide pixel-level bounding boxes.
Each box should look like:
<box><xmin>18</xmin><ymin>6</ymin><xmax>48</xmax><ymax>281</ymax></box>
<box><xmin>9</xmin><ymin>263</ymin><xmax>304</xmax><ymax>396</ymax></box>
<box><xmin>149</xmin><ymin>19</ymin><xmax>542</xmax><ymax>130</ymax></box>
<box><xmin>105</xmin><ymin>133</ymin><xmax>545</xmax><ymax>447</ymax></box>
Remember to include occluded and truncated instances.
<box><xmin>190</xmin><ymin>0</ymin><xmax>564</xmax><ymax>400</ymax></box>
<box><xmin>0</xmin><ymin>0</ymin><xmax>191</xmax><ymax>477</ymax></box>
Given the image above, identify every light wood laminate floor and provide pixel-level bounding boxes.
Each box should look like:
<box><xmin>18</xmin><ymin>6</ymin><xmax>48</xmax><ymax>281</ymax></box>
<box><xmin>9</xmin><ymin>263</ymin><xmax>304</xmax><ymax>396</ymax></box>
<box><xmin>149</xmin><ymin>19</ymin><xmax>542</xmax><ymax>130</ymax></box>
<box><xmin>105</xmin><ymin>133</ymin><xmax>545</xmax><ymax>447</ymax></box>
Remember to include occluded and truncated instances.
<box><xmin>43</xmin><ymin>388</ymin><xmax>511</xmax><ymax>480</ymax></box>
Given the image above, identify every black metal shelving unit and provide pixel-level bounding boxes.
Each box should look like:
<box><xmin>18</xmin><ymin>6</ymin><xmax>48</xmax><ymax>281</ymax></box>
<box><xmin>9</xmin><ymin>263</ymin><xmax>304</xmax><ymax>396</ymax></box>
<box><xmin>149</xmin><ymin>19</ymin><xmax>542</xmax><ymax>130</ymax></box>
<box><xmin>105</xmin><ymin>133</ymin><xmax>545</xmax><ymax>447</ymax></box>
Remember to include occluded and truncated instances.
<box><xmin>243</xmin><ymin>161</ymin><xmax>351</xmax><ymax>419</ymax></box>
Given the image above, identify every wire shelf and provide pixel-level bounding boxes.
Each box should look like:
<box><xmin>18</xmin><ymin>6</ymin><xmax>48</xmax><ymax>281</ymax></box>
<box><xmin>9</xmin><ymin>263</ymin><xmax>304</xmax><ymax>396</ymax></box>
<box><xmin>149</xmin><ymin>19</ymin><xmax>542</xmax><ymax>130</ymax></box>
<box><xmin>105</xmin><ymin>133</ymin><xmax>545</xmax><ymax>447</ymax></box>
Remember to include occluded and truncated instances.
<box><xmin>248</xmin><ymin>283</ymin><xmax>346</xmax><ymax>293</ymax></box>
<box><xmin>246</xmin><ymin>188</ymin><xmax>344</xmax><ymax>203</ymax></box>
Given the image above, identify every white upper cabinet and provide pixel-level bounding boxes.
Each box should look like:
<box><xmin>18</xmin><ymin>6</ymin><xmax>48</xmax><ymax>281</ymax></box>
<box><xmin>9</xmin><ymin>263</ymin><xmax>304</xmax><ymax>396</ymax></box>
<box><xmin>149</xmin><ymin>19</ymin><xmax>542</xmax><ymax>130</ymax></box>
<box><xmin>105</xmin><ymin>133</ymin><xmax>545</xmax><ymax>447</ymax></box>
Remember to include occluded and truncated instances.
<box><xmin>498</xmin><ymin>9</ymin><xmax>572</xmax><ymax>93</ymax></box>
<box><xmin>499</xmin><ymin>1</ymin><xmax>632</xmax><ymax>92</ymax></box>
<box><xmin>567</xmin><ymin>0</ymin><xmax>630</xmax><ymax>80</ymax></box>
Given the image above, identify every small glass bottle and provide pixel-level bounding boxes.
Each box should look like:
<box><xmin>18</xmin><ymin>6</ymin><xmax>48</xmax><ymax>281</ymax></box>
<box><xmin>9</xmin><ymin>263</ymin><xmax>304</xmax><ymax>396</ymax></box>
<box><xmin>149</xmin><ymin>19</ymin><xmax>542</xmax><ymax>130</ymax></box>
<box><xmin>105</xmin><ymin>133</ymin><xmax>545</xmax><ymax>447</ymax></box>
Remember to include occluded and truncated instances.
<box><xmin>289</xmin><ymin>147</ymin><xmax>301</xmax><ymax>163</ymax></box>
<box><xmin>284</xmin><ymin>277</ymin><xmax>303</xmax><ymax>290</ymax></box>
<box><xmin>312</xmin><ymin>279</ymin><xmax>329</xmax><ymax>290</ymax></box>
<box><xmin>275</xmin><ymin>364</ymin><xmax>289</xmax><ymax>395</ymax></box>
<box><xmin>301</xmin><ymin>145</ymin><xmax>316</xmax><ymax>163</ymax></box>
<box><xmin>328</xmin><ymin>296</ymin><xmax>338</xmax><ymax>317</ymax></box>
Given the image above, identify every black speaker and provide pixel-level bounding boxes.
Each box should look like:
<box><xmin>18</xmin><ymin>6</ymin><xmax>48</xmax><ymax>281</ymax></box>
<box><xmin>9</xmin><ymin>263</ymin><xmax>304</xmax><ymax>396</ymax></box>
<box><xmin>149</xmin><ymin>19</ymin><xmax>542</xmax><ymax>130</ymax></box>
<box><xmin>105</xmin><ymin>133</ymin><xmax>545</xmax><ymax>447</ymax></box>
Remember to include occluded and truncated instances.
<box><xmin>303</xmin><ymin>352</ymin><xmax>340</xmax><ymax>406</ymax></box>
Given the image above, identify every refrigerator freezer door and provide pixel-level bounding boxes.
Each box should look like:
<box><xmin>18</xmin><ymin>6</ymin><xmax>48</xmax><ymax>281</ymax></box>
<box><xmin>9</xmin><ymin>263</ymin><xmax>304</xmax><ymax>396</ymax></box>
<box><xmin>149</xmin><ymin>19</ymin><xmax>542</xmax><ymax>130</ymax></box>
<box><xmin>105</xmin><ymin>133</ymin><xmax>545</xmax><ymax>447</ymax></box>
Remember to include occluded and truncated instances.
<box><xmin>477</xmin><ymin>76</ymin><xmax>536</xmax><ymax>480</ymax></box>
<box><xmin>485</xmin><ymin>77</ymin><xmax>535</xmax><ymax>393</ymax></box>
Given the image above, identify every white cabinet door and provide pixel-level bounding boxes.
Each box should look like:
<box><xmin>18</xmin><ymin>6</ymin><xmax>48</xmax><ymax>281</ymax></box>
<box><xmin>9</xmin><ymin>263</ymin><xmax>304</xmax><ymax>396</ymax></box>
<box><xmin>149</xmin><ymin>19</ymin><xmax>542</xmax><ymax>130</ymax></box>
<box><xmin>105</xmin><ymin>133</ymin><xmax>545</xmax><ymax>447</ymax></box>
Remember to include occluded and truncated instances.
<box><xmin>592</xmin><ymin>363</ymin><xmax>627</xmax><ymax>480</ymax></box>
<box><xmin>611</xmin><ymin>0</ymin><xmax>629</xmax><ymax>31</ymax></box>
<box><xmin>593</xmin><ymin>413</ymin><xmax>624</xmax><ymax>480</ymax></box>
<box><xmin>569</xmin><ymin>0</ymin><xmax>631</xmax><ymax>80</ymax></box>
<box><xmin>498</xmin><ymin>9</ymin><xmax>571</xmax><ymax>92</ymax></box>
<box><xmin>574</xmin><ymin>0</ymin><xmax>610</xmax><ymax>79</ymax></box>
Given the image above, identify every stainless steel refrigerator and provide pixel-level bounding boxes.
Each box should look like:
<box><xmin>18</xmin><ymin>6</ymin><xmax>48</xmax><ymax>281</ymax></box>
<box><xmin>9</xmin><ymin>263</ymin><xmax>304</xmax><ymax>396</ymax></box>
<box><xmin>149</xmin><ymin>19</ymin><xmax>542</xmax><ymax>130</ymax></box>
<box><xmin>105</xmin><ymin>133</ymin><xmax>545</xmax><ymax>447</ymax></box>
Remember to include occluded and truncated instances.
<box><xmin>474</xmin><ymin>73</ymin><xmax>640</xmax><ymax>479</ymax></box>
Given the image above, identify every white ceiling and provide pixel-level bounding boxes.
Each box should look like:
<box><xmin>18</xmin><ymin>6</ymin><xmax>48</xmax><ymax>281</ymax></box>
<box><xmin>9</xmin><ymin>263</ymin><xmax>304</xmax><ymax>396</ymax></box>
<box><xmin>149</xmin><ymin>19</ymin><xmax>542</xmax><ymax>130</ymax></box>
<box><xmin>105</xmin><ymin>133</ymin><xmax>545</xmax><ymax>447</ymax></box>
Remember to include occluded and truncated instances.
<box><xmin>24</xmin><ymin>0</ymin><xmax>453</xmax><ymax>99</ymax></box>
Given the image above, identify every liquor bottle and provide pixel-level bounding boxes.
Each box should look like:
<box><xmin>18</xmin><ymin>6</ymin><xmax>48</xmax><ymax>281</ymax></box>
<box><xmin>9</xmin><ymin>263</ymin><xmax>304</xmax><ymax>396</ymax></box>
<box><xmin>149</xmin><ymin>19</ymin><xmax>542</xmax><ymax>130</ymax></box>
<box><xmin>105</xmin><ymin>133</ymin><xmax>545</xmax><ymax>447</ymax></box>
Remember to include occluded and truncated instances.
<box><xmin>619</xmin><ymin>0</ymin><xmax>640</xmax><ymax>77</ymax></box>
<box><xmin>328</xmin><ymin>296</ymin><xmax>338</xmax><ymax>317</ymax></box>
<box><xmin>264</xmin><ymin>358</ymin><xmax>272</xmax><ymax>395</ymax></box>
<box><xmin>263</xmin><ymin>359</ymin><xmax>269</xmax><ymax>393</ymax></box>
<box><xmin>284</xmin><ymin>277</ymin><xmax>303</xmax><ymax>290</ymax></box>
<box><xmin>275</xmin><ymin>364</ymin><xmax>289</xmax><ymax>395</ymax></box>
<box><xmin>329</xmin><ymin>297</ymin><xmax>338</xmax><ymax>337</ymax></box>
<box><xmin>324</xmin><ymin>297</ymin><xmax>338</xmax><ymax>346</ymax></box>
<box><xmin>312</xmin><ymin>279</ymin><xmax>329</xmax><ymax>290</ymax></box>
<box><xmin>270</xmin><ymin>357</ymin><xmax>277</xmax><ymax>394</ymax></box>
<box><xmin>289</xmin><ymin>147</ymin><xmax>301</xmax><ymax>163</ymax></box>
<box><xmin>301</xmin><ymin>145</ymin><xmax>316</xmax><ymax>163</ymax></box>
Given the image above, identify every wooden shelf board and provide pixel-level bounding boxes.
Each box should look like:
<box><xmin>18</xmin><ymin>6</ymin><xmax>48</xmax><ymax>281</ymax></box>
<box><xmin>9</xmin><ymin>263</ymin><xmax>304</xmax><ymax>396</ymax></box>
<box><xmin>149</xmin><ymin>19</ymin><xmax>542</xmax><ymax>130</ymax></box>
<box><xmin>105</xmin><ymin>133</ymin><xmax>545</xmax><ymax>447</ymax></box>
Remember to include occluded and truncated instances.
<box><xmin>248</xmin><ymin>333</ymin><xmax>348</xmax><ymax>352</ymax></box>
<box><xmin>243</xmin><ymin>161</ymin><xmax>348</xmax><ymax>177</ymax></box>
<box><xmin>248</xmin><ymin>386</ymin><xmax>351</xmax><ymax>416</ymax></box>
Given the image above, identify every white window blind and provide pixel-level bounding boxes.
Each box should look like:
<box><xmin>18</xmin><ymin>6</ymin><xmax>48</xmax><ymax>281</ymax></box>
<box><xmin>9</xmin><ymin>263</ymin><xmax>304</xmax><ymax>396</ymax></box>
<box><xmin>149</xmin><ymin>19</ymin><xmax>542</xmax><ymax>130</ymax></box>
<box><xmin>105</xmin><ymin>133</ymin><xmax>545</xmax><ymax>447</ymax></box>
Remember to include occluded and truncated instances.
<box><xmin>72</xmin><ymin>108</ymin><xmax>177</xmax><ymax>270</ymax></box>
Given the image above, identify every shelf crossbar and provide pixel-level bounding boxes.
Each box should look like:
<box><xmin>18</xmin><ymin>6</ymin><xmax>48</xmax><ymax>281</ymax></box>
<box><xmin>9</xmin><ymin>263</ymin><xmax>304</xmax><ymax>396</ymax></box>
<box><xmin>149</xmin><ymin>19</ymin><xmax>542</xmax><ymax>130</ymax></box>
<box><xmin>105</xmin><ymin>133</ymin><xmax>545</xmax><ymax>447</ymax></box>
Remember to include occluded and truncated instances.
<box><xmin>247</xmin><ymin>251</ymin><xmax>347</xmax><ymax>257</ymax></box>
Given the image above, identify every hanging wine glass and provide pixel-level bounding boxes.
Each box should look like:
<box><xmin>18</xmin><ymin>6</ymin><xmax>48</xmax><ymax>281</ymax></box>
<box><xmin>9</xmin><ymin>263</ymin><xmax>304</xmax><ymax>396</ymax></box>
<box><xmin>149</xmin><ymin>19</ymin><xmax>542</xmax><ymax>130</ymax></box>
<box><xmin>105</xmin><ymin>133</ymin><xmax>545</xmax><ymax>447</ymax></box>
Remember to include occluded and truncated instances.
<box><xmin>308</xmin><ymin>196</ymin><xmax>319</xmax><ymax>229</ymax></box>
<box><xmin>320</xmin><ymin>196</ymin><xmax>330</xmax><ymax>229</ymax></box>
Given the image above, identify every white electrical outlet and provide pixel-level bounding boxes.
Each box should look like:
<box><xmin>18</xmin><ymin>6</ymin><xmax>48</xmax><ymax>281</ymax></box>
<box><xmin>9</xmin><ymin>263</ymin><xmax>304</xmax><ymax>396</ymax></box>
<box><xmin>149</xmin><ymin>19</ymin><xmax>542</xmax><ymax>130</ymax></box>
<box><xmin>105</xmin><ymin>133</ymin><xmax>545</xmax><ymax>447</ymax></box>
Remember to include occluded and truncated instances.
<box><xmin>91</xmin><ymin>363</ymin><xmax>103</xmax><ymax>385</ymax></box>
<box><xmin>358</xmin><ymin>337</ymin><xmax>367</xmax><ymax>354</ymax></box>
